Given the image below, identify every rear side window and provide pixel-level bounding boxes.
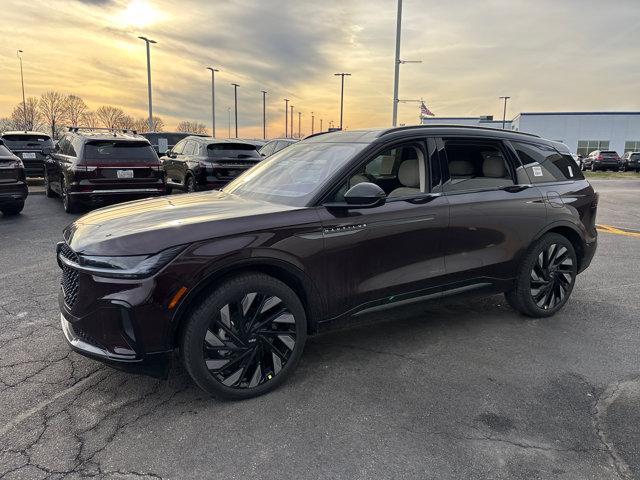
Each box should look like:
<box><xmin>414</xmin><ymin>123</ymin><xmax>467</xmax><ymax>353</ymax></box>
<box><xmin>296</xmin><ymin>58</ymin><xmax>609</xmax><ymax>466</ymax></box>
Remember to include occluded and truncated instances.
<box><xmin>259</xmin><ymin>141</ymin><xmax>276</xmax><ymax>157</ymax></box>
<box><xmin>512</xmin><ymin>142</ymin><xmax>583</xmax><ymax>182</ymax></box>
<box><xmin>83</xmin><ymin>141</ymin><xmax>158</xmax><ymax>164</ymax></box>
<box><xmin>207</xmin><ymin>143</ymin><xmax>261</xmax><ymax>159</ymax></box>
<box><xmin>0</xmin><ymin>145</ymin><xmax>14</xmax><ymax>157</ymax></box>
<box><xmin>441</xmin><ymin>139</ymin><xmax>514</xmax><ymax>192</ymax></box>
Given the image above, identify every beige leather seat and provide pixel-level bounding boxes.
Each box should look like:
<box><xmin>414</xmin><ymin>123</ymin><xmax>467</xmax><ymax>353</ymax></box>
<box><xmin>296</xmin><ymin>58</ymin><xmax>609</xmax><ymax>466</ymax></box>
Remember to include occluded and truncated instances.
<box><xmin>388</xmin><ymin>158</ymin><xmax>421</xmax><ymax>198</ymax></box>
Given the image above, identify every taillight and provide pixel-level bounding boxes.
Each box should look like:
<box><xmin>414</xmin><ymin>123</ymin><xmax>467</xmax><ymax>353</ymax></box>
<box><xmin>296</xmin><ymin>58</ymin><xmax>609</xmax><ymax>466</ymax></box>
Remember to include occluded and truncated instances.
<box><xmin>70</xmin><ymin>166</ymin><xmax>97</xmax><ymax>172</ymax></box>
<box><xmin>597</xmin><ymin>155</ymin><xmax>603</xmax><ymax>160</ymax></box>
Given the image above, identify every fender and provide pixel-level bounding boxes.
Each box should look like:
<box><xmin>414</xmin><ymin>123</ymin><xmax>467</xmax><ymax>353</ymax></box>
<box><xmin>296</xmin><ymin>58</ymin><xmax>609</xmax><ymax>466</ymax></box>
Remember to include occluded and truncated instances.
<box><xmin>532</xmin><ymin>219</ymin><xmax>586</xmax><ymax>245</ymax></box>
<box><xmin>166</xmin><ymin>253</ymin><xmax>326</xmax><ymax>348</ymax></box>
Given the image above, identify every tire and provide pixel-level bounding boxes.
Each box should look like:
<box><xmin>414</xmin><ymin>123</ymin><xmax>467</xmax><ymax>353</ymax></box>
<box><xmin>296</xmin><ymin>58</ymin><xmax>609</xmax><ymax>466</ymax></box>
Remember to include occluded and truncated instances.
<box><xmin>181</xmin><ymin>273</ymin><xmax>307</xmax><ymax>400</ymax></box>
<box><xmin>61</xmin><ymin>178</ymin><xmax>78</xmax><ymax>214</ymax></box>
<box><xmin>590</xmin><ymin>164</ymin><xmax>597</xmax><ymax>172</ymax></box>
<box><xmin>0</xmin><ymin>200</ymin><xmax>25</xmax><ymax>216</ymax></box>
<box><xmin>44</xmin><ymin>170</ymin><xmax>55</xmax><ymax>198</ymax></box>
<box><xmin>505</xmin><ymin>233</ymin><xmax>577</xmax><ymax>318</ymax></box>
<box><xmin>165</xmin><ymin>184</ymin><xmax>173</xmax><ymax>194</ymax></box>
<box><xmin>185</xmin><ymin>175</ymin><xmax>197</xmax><ymax>193</ymax></box>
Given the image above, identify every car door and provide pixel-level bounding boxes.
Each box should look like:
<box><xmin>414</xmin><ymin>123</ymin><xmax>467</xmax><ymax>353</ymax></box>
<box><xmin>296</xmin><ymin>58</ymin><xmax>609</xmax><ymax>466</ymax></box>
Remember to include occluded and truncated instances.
<box><xmin>317</xmin><ymin>137</ymin><xmax>450</xmax><ymax>319</ymax></box>
<box><xmin>179</xmin><ymin>141</ymin><xmax>196</xmax><ymax>185</ymax></box>
<box><xmin>45</xmin><ymin>138</ymin><xmax>63</xmax><ymax>193</ymax></box>
<box><xmin>436</xmin><ymin>136</ymin><xmax>547</xmax><ymax>290</ymax></box>
<box><xmin>164</xmin><ymin>140</ymin><xmax>185</xmax><ymax>185</ymax></box>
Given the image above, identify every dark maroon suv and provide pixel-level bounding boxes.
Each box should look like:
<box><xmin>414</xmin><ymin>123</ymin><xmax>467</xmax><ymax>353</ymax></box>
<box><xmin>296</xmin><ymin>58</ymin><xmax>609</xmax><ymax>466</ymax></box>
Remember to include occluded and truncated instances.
<box><xmin>57</xmin><ymin>126</ymin><xmax>598</xmax><ymax>399</ymax></box>
<box><xmin>43</xmin><ymin>128</ymin><xmax>165</xmax><ymax>213</ymax></box>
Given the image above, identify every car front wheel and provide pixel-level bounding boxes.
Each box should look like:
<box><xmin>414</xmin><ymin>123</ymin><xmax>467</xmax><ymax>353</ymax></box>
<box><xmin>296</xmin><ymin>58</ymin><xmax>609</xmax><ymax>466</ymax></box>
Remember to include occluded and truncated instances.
<box><xmin>0</xmin><ymin>200</ymin><xmax>25</xmax><ymax>216</ymax></box>
<box><xmin>181</xmin><ymin>273</ymin><xmax>307</xmax><ymax>400</ymax></box>
<box><xmin>505</xmin><ymin>233</ymin><xmax>577</xmax><ymax>318</ymax></box>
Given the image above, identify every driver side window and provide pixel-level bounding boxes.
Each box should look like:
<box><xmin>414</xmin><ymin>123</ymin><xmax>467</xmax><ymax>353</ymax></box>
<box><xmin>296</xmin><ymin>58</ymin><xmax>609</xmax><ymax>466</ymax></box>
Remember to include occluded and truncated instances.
<box><xmin>331</xmin><ymin>143</ymin><xmax>427</xmax><ymax>202</ymax></box>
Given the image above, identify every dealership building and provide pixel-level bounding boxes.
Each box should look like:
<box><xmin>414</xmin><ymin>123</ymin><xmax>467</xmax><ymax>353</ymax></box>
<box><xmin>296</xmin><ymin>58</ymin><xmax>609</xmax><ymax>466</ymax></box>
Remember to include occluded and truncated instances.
<box><xmin>421</xmin><ymin>112</ymin><xmax>640</xmax><ymax>156</ymax></box>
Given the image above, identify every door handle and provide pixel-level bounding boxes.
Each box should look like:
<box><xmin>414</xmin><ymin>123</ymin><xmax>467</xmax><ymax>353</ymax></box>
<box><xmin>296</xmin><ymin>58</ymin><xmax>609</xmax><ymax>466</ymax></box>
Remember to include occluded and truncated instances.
<box><xmin>501</xmin><ymin>184</ymin><xmax>532</xmax><ymax>193</ymax></box>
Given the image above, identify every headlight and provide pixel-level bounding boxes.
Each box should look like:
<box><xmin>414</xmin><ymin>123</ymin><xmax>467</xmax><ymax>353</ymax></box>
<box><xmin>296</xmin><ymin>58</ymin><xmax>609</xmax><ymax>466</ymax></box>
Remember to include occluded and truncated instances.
<box><xmin>66</xmin><ymin>245</ymin><xmax>185</xmax><ymax>279</ymax></box>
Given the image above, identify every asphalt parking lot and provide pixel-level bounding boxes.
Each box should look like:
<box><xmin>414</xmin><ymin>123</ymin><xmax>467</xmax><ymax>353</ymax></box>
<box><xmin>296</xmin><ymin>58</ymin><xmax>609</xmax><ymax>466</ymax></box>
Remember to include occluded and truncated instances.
<box><xmin>1</xmin><ymin>179</ymin><xmax>639</xmax><ymax>480</ymax></box>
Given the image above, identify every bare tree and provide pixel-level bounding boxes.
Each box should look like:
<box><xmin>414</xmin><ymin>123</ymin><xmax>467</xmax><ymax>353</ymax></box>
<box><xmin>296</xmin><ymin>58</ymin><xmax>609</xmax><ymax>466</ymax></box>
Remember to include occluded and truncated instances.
<box><xmin>81</xmin><ymin>111</ymin><xmax>100</xmax><ymax>128</ymax></box>
<box><xmin>39</xmin><ymin>91</ymin><xmax>69</xmax><ymax>139</ymax></box>
<box><xmin>133</xmin><ymin>116</ymin><xmax>164</xmax><ymax>133</ymax></box>
<box><xmin>0</xmin><ymin>118</ymin><xmax>15</xmax><ymax>133</ymax></box>
<box><xmin>65</xmin><ymin>95</ymin><xmax>88</xmax><ymax>127</ymax></box>
<box><xmin>96</xmin><ymin>106</ymin><xmax>126</xmax><ymax>129</ymax></box>
<box><xmin>10</xmin><ymin>97</ymin><xmax>42</xmax><ymax>131</ymax></box>
<box><xmin>176</xmin><ymin>121</ymin><xmax>208</xmax><ymax>135</ymax></box>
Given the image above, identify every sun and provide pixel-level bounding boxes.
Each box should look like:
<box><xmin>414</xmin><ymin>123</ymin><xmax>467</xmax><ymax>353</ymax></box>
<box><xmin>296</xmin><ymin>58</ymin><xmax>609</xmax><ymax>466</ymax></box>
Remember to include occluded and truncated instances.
<box><xmin>119</xmin><ymin>0</ymin><xmax>163</xmax><ymax>28</ymax></box>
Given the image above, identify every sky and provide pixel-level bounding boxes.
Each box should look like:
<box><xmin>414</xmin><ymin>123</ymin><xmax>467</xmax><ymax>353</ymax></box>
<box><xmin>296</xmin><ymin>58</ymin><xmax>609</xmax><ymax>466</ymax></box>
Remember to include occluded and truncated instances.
<box><xmin>1</xmin><ymin>0</ymin><xmax>639</xmax><ymax>138</ymax></box>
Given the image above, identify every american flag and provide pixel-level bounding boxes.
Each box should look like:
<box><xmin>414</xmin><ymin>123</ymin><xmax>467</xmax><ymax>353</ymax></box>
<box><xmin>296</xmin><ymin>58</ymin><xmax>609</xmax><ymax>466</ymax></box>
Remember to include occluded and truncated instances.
<box><xmin>420</xmin><ymin>101</ymin><xmax>435</xmax><ymax>117</ymax></box>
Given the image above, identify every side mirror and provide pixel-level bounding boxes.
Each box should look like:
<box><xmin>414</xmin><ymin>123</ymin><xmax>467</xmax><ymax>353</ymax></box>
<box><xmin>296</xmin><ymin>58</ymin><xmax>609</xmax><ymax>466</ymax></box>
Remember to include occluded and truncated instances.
<box><xmin>166</xmin><ymin>151</ymin><xmax>176</xmax><ymax>158</ymax></box>
<box><xmin>41</xmin><ymin>146</ymin><xmax>53</xmax><ymax>156</ymax></box>
<box><xmin>324</xmin><ymin>182</ymin><xmax>386</xmax><ymax>209</ymax></box>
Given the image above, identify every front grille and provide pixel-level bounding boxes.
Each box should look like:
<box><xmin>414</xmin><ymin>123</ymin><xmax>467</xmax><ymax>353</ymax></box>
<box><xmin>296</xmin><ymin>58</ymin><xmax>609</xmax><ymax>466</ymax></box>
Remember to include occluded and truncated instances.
<box><xmin>59</xmin><ymin>243</ymin><xmax>79</xmax><ymax>308</ymax></box>
<box><xmin>72</xmin><ymin>324</ymin><xmax>102</xmax><ymax>347</ymax></box>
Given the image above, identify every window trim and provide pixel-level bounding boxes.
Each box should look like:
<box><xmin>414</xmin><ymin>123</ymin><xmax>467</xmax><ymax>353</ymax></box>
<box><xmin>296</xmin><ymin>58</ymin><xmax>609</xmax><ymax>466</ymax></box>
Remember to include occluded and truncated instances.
<box><xmin>436</xmin><ymin>136</ymin><xmax>519</xmax><ymax>196</ymax></box>
<box><xmin>507</xmin><ymin>139</ymin><xmax>582</xmax><ymax>185</ymax></box>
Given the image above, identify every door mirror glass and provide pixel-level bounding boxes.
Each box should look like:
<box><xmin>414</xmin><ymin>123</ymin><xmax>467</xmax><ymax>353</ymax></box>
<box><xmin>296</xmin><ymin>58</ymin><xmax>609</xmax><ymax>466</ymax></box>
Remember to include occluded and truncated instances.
<box><xmin>325</xmin><ymin>182</ymin><xmax>386</xmax><ymax>209</ymax></box>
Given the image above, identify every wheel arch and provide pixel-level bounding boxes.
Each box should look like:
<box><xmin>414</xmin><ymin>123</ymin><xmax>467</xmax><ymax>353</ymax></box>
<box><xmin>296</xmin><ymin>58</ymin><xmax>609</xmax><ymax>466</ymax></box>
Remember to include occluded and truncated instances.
<box><xmin>533</xmin><ymin>222</ymin><xmax>586</xmax><ymax>271</ymax></box>
<box><xmin>168</xmin><ymin>258</ymin><xmax>325</xmax><ymax>349</ymax></box>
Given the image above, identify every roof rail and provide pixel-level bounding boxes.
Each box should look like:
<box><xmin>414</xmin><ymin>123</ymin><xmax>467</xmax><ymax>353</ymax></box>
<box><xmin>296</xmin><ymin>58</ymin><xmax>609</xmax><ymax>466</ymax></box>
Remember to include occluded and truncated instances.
<box><xmin>302</xmin><ymin>130</ymin><xmax>334</xmax><ymax>140</ymax></box>
<box><xmin>379</xmin><ymin>124</ymin><xmax>540</xmax><ymax>138</ymax></box>
<box><xmin>67</xmin><ymin>126</ymin><xmax>139</xmax><ymax>136</ymax></box>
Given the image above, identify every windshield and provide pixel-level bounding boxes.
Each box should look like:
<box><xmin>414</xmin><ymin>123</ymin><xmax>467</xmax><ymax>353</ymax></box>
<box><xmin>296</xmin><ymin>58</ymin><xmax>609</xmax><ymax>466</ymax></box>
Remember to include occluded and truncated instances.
<box><xmin>223</xmin><ymin>142</ymin><xmax>367</xmax><ymax>207</ymax></box>
<box><xmin>83</xmin><ymin>141</ymin><xmax>159</xmax><ymax>164</ymax></box>
<box><xmin>2</xmin><ymin>134</ymin><xmax>53</xmax><ymax>149</ymax></box>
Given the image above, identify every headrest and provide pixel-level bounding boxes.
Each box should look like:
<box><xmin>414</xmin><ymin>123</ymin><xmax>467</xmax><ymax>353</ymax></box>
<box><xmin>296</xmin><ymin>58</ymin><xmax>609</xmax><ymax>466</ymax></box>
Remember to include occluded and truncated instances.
<box><xmin>398</xmin><ymin>159</ymin><xmax>419</xmax><ymax>188</ymax></box>
<box><xmin>449</xmin><ymin>160</ymin><xmax>474</xmax><ymax>176</ymax></box>
<box><xmin>482</xmin><ymin>153</ymin><xmax>506</xmax><ymax>178</ymax></box>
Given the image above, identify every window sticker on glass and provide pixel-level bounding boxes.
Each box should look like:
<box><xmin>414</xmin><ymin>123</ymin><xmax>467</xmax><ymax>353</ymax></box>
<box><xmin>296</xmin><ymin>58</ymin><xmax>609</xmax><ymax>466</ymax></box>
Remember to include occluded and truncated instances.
<box><xmin>532</xmin><ymin>166</ymin><xmax>543</xmax><ymax>177</ymax></box>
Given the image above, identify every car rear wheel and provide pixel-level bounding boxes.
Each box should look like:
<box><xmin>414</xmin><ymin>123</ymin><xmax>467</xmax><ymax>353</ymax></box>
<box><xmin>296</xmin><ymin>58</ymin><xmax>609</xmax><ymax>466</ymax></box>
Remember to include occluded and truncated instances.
<box><xmin>61</xmin><ymin>178</ymin><xmax>78</xmax><ymax>214</ymax></box>
<box><xmin>505</xmin><ymin>233</ymin><xmax>577</xmax><ymax>318</ymax></box>
<box><xmin>181</xmin><ymin>273</ymin><xmax>307</xmax><ymax>400</ymax></box>
<box><xmin>0</xmin><ymin>200</ymin><xmax>25</xmax><ymax>216</ymax></box>
<box><xmin>44</xmin><ymin>170</ymin><xmax>56</xmax><ymax>198</ymax></box>
<box><xmin>590</xmin><ymin>164</ymin><xmax>597</xmax><ymax>172</ymax></box>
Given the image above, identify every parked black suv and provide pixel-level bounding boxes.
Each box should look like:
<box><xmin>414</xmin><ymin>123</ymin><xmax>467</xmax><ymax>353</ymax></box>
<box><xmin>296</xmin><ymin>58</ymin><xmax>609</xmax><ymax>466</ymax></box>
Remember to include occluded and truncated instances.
<box><xmin>620</xmin><ymin>152</ymin><xmax>640</xmax><ymax>172</ymax></box>
<box><xmin>140</xmin><ymin>131</ymin><xmax>207</xmax><ymax>156</ymax></box>
<box><xmin>0</xmin><ymin>140</ymin><xmax>28</xmax><ymax>215</ymax></box>
<box><xmin>581</xmin><ymin>150</ymin><xmax>620</xmax><ymax>171</ymax></box>
<box><xmin>58</xmin><ymin>126</ymin><xmax>597</xmax><ymax>399</ymax></box>
<box><xmin>43</xmin><ymin>128</ymin><xmax>165</xmax><ymax>213</ymax></box>
<box><xmin>258</xmin><ymin>138</ymin><xmax>298</xmax><ymax>157</ymax></box>
<box><xmin>1</xmin><ymin>131</ymin><xmax>54</xmax><ymax>177</ymax></box>
<box><xmin>161</xmin><ymin>136</ymin><xmax>262</xmax><ymax>192</ymax></box>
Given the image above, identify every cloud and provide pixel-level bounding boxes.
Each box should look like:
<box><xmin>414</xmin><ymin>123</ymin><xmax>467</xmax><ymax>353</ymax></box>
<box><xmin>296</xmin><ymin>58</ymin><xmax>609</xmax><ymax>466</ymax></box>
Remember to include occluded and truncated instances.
<box><xmin>1</xmin><ymin>0</ymin><xmax>639</xmax><ymax>136</ymax></box>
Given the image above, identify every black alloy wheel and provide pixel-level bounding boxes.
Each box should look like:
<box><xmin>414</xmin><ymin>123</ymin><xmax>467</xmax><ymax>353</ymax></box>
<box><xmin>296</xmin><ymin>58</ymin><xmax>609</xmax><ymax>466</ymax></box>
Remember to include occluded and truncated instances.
<box><xmin>44</xmin><ymin>169</ymin><xmax>55</xmax><ymax>198</ymax></box>
<box><xmin>61</xmin><ymin>178</ymin><xmax>77</xmax><ymax>214</ymax></box>
<box><xmin>505</xmin><ymin>233</ymin><xmax>577</xmax><ymax>317</ymax></box>
<box><xmin>181</xmin><ymin>273</ymin><xmax>307</xmax><ymax>399</ymax></box>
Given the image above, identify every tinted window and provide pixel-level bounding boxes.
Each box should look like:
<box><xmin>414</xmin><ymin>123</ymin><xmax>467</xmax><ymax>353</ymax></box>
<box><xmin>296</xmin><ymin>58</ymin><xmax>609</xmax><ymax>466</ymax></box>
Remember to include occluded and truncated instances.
<box><xmin>172</xmin><ymin>140</ymin><xmax>186</xmax><ymax>155</ymax></box>
<box><xmin>182</xmin><ymin>141</ymin><xmax>195</xmax><ymax>156</ymax></box>
<box><xmin>512</xmin><ymin>142</ymin><xmax>583</xmax><ymax>182</ymax></box>
<box><xmin>207</xmin><ymin>143</ymin><xmax>261</xmax><ymax>159</ymax></box>
<box><xmin>2</xmin><ymin>134</ymin><xmax>53</xmax><ymax>149</ymax></box>
<box><xmin>274</xmin><ymin>141</ymin><xmax>293</xmax><ymax>153</ymax></box>
<box><xmin>82</xmin><ymin>141</ymin><xmax>158</xmax><ymax>164</ymax></box>
<box><xmin>0</xmin><ymin>145</ymin><xmax>14</xmax><ymax>157</ymax></box>
<box><xmin>57</xmin><ymin>137</ymin><xmax>71</xmax><ymax>156</ymax></box>
<box><xmin>442</xmin><ymin>139</ymin><xmax>514</xmax><ymax>192</ymax></box>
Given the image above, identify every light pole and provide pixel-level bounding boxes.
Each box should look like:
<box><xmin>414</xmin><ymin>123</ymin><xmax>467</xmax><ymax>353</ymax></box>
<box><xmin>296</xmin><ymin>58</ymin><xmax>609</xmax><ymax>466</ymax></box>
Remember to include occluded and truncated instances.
<box><xmin>290</xmin><ymin>105</ymin><xmax>294</xmax><ymax>139</ymax></box>
<box><xmin>138</xmin><ymin>36</ymin><xmax>157</xmax><ymax>132</ymax></box>
<box><xmin>298</xmin><ymin>111</ymin><xmax>302</xmax><ymax>138</ymax></box>
<box><xmin>391</xmin><ymin>0</ymin><xmax>421</xmax><ymax>126</ymax></box>
<box><xmin>227</xmin><ymin>107</ymin><xmax>231</xmax><ymax>138</ymax></box>
<box><xmin>261</xmin><ymin>90</ymin><xmax>267</xmax><ymax>139</ymax></box>
<box><xmin>16</xmin><ymin>50</ymin><xmax>27</xmax><ymax>129</ymax></box>
<box><xmin>311</xmin><ymin>111</ymin><xmax>315</xmax><ymax>135</ymax></box>
<box><xmin>284</xmin><ymin>99</ymin><xmax>289</xmax><ymax>138</ymax></box>
<box><xmin>206</xmin><ymin>67</ymin><xmax>219</xmax><ymax>137</ymax></box>
<box><xmin>320</xmin><ymin>118</ymin><xmax>323</xmax><ymax>132</ymax></box>
<box><xmin>499</xmin><ymin>96</ymin><xmax>511</xmax><ymax>129</ymax></box>
<box><xmin>231</xmin><ymin>83</ymin><xmax>239</xmax><ymax>138</ymax></box>
<box><xmin>334</xmin><ymin>73</ymin><xmax>351</xmax><ymax>130</ymax></box>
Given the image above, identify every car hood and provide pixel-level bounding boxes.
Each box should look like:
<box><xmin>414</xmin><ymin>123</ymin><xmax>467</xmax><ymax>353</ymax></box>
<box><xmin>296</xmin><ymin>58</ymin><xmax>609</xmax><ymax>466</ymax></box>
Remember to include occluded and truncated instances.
<box><xmin>64</xmin><ymin>191</ymin><xmax>300</xmax><ymax>255</ymax></box>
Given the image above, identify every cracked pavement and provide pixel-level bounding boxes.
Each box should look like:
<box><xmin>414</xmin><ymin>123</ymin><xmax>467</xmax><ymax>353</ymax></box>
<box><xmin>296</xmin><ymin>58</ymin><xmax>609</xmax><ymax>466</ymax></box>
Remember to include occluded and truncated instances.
<box><xmin>1</xmin><ymin>180</ymin><xmax>639</xmax><ymax>479</ymax></box>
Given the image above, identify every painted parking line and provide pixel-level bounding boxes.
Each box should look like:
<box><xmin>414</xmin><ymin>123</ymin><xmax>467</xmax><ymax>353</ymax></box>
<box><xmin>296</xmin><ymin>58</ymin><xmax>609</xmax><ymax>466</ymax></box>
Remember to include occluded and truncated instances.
<box><xmin>596</xmin><ymin>224</ymin><xmax>640</xmax><ymax>238</ymax></box>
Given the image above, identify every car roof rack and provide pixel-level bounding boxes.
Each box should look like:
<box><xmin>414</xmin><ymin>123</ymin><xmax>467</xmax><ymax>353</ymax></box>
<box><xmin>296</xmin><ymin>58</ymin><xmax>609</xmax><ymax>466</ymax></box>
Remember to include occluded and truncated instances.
<box><xmin>67</xmin><ymin>126</ymin><xmax>139</xmax><ymax>136</ymax></box>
